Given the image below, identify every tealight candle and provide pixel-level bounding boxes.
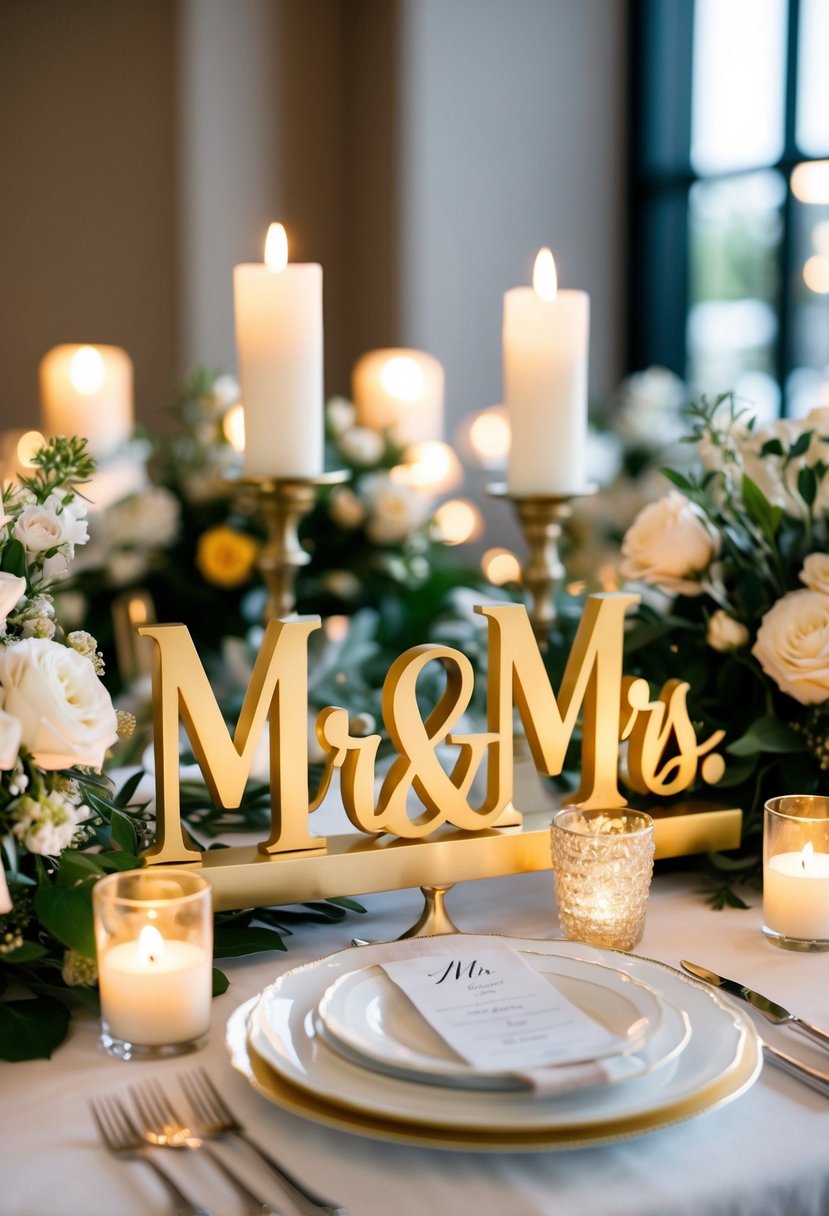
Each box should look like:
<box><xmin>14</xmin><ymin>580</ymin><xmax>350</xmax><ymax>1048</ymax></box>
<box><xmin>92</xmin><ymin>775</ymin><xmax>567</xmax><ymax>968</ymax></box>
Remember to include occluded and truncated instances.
<box><xmin>763</xmin><ymin>796</ymin><xmax>829</xmax><ymax>950</ymax></box>
<box><xmin>550</xmin><ymin>808</ymin><xmax>654</xmax><ymax>951</ymax></box>
<box><xmin>39</xmin><ymin>344</ymin><xmax>133</xmax><ymax>460</ymax></box>
<box><xmin>93</xmin><ymin>869</ymin><xmax>213</xmax><ymax>1058</ymax></box>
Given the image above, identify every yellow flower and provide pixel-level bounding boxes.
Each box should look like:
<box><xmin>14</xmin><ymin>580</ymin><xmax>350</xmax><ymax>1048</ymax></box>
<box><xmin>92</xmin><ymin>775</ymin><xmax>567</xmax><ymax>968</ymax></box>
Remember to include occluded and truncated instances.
<box><xmin>195</xmin><ymin>526</ymin><xmax>258</xmax><ymax>588</ymax></box>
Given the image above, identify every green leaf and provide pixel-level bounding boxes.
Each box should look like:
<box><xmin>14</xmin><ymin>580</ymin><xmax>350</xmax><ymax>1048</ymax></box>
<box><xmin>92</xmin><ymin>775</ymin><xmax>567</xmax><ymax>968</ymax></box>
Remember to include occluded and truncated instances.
<box><xmin>212</xmin><ymin>926</ymin><xmax>287</xmax><ymax>958</ymax></box>
<box><xmin>34</xmin><ymin>882</ymin><xmax>96</xmax><ymax>957</ymax></box>
<box><xmin>115</xmin><ymin>770</ymin><xmax>146</xmax><ymax>808</ymax></box>
<box><xmin>55</xmin><ymin>851</ymin><xmax>106</xmax><ymax>885</ymax></box>
<box><xmin>760</xmin><ymin>438</ymin><xmax>784</xmax><ymax>457</ymax></box>
<box><xmin>324</xmin><ymin>896</ymin><xmax>367</xmax><ymax>914</ymax></box>
<box><xmin>661</xmin><ymin>468</ymin><xmax>695</xmax><ymax>495</ymax></box>
<box><xmin>0</xmin><ymin>996</ymin><xmax>70</xmax><ymax>1061</ymax></box>
<box><xmin>727</xmin><ymin>716</ymin><xmax>805</xmax><ymax>757</ymax></box>
<box><xmin>797</xmin><ymin>466</ymin><xmax>817</xmax><ymax>507</ymax></box>
<box><xmin>212</xmin><ymin>968</ymin><xmax>229</xmax><ymax>997</ymax></box>
<box><xmin>740</xmin><ymin>475</ymin><xmax>782</xmax><ymax>542</ymax></box>
<box><xmin>0</xmin><ymin>538</ymin><xmax>27</xmax><ymax>577</ymax></box>
<box><xmin>788</xmin><ymin>429</ymin><xmax>813</xmax><ymax>458</ymax></box>
<box><xmin>110</xmin><ymin>808</ymin><xmax>138</xmax><ymax>854</ymax></box>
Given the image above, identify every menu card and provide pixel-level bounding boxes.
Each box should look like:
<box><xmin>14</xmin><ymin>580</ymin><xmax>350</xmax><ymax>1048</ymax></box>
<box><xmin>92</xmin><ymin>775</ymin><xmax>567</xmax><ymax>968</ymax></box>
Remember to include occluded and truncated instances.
<box><xmin>380</xmin><ymin>943</ymin><xmax>625</xmax><ymax>1073</ymax></box>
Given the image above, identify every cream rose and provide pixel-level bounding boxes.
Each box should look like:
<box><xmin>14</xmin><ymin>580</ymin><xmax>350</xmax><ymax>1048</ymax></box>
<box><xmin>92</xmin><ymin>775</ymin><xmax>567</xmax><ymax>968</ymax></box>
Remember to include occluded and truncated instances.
<box><xmin>620</xmin><ymin>491</ymin><xmax>719</xmax><ymax>596</ymax></box>
<box><xmin>752</xmin><ymin>589</ymin><xmax>829</xmax><ymax>705</ymax></box>
<box><xmin>363</xmin><ymin>474</ymin><xmax>428</xmax><ymax>544</ymax></box>
<box><xmin>0</xmin><ymin>572</ymin><xmax>26</xmax><ymax>628</ymax></box>
<box><xmin>706</xmin><ymin>610</ymin><xmax>750</xmax><ymax>653</ymax></box>
<box><xmin>0</xmin><ymin>637</ymin><xmax>118</xmax><ymax>768</ymax></box>
<box><xmin>13</xmin><ymin>494</ymin><xmax>88</xmax><ymax>558</ymax></box>
<box><xmin>800</xmin><ymin>554</ymin><xmax>829</xmax><ymax>598</ymax></box>
<box><xmin>339</xmin><ymin>426</ymin><xmax>385</xmax><ymax>466</ymax></box>
<box><xmin>0</xmin><ymin>706</ymin><xmax>22</xmax><ymax>769</ymax></box>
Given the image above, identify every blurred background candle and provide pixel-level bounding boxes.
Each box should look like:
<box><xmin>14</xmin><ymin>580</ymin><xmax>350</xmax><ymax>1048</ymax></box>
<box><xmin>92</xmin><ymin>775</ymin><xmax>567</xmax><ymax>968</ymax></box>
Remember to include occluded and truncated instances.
<box><xmin>39</xmin><ymin>343</ymin><xmax>133</xmax><ymax>460</ymax></box>
<box><xmin>233</xmin><ymin>221</ymin><xmax>323</xmax><ymax>479</ymax></box>
<box><xmin>764</xmin><ymin>796</ymin><xmax>829</xmax><ymax>949</ymax></box>
<box><xmin>93</xmin><ymin>869</ymin><xmax>212</xmax><ymax>1058</ymax></box>
<box><xmin>352</xmin><ymin>348</ymin><xmax>444</xmax><ymax>446</ymax></box>
<box><xmin>503</xmin><ymin>249</ymin><xmax>589</xmax><ymax>496</ymax></box>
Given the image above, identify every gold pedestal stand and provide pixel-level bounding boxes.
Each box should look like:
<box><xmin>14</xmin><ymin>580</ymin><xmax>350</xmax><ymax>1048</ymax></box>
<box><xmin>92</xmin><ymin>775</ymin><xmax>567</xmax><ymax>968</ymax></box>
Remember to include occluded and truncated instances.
<box><xmin>240</xmin><ymin>471</ymin><xmax>348</xmax><ymax>621</ymax></box>
<box><xmin>488</xmin><ymin>483</ymin><xmax>597</xmax><ymax>648</ymax></box>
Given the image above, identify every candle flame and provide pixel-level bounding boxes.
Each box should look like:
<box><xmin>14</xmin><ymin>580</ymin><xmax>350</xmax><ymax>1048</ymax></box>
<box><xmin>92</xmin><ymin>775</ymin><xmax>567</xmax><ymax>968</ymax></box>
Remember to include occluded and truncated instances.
<box><xmin>264</xmin><ymin>222</ymin><xmax>288</xmax><ymax>272</ymax></box>
<box><xmin>802</xmin><ymin>841</ymin><xmax>815</xmax><ymax>872</ymax></box>
<box><xmin>70</xmin><ymin>346</ymin><xmax>105</xmax><ymax>395</ymax></box>
<box><xmin>138</xmin><ymin>924</ymin><xmax>165</xmax><ymax>965</ymax></box>
<box><xmin>533</xmin><ymin>248</ymin><xmax>557</xmax><ymax>301</ymax></box>
<box><xmin>380</xmin><ymin>355</ymin><xmax>424</xmax><ymax>402</ymax></box>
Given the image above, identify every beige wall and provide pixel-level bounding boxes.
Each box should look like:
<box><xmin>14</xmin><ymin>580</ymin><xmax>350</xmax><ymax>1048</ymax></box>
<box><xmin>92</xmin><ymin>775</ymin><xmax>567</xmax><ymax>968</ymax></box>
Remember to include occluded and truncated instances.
<box><xmin>0</xmin><ymin>0</ymin><xmax>177</xmax><ymax>431</ymax></box>
<box><xmin>0</xmin><ymin>0</ymin><xmax>627</xmax><ymax>486</ymax></box>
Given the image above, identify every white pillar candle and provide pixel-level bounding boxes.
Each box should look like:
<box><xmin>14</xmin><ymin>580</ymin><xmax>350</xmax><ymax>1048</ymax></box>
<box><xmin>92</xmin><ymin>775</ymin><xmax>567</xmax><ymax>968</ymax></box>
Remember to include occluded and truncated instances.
<box><xmin>39</xmin><ymin>344</ymin><xmax>133</xmax><ymax>460</ymax></box>
<box><xmin>234</xmin><ymin>222</ymin><xmax>324</xmax><ymax>479</ymax></box>
<box><xmin>352</xmin><ymin>348</ymin><xmax>444</xmax><ymax>446</ymax></box>
<box><xmin>98</xmin><ymin>925</ymin><xmax>212</xmax><ymax>1046</ymax></box>
<box><xmin>764</xmin><ymin>845</ymin><xmax>829</xmax><ymax>941</ymax></box>
<box><xmin>503</xmin><ymin>249</ymin><xmax>589</xmax><ymax>496</ymax></box>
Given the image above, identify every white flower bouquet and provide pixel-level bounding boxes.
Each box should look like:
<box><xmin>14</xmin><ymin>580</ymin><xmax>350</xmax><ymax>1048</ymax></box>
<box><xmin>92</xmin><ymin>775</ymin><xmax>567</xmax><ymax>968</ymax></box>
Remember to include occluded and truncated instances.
<box><xmin>619</xmin><ymin>395</ymin><xmax>829</xmax><ymax>903</ymax></box>
<box><xmin>0</xmin><ymin>438</ymin><xmax>140</xmax><ymax>1059</ymax></box>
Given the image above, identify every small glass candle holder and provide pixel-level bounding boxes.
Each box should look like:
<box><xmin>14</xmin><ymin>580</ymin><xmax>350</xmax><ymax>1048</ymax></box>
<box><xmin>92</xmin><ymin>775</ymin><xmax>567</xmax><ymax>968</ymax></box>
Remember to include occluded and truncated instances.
<box><xmin>93</xmin><ymin>869</ymin><xmax>213</xmax><ymax>1059</ymax></box>
<box><xmin>550</xmin><ymin>808</ymin><xmax>655</xmax><ymax>951</ymax></box>
<box><xmin>763</xmin><ymin>796</ymin><xmax>829</xmax><ymax>952</ymax></box>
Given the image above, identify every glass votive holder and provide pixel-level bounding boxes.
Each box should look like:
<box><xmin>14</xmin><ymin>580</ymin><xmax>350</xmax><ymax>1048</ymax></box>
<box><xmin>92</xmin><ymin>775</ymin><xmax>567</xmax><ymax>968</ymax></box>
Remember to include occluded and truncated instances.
<box><xmin>550</xmin><ymin>808</ymin><xmax>655</xmax><ymax>951</ymax></box>
<box><xmin>93</xmin><ymin>869</ymin><xmax>213</xmax><ymax>1059</ymax></box>
<box><xmin>763</xmin><ymin>796</ymin><xmax>829</xmax><ymax>952</ymax></box>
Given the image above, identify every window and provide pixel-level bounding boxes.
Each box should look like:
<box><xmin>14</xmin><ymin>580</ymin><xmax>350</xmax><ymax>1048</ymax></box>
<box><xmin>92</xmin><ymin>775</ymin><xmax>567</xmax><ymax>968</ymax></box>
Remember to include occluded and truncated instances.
<box><xmin>629</xmin><ymin>0</ymin><xmax>829</xmax><ymax>418</ymax></box>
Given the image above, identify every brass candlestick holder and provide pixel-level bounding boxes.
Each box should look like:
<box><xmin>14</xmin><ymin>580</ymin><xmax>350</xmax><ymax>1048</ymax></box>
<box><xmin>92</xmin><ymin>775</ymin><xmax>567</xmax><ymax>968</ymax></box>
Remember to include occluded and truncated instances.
<box><xmin>240</xmin><ymin>471</ymin><xmax>348</xmax><ymax>621</ymax></box>
<box><xmin>488</xmin><ymin>483</ymin><xmax>597</xmax><ymax>648</ymax></box>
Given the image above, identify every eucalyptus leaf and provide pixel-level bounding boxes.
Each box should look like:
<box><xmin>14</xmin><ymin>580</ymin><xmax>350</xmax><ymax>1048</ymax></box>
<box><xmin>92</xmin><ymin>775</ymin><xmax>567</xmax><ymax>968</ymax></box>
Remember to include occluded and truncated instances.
<box><xmin>0</xmin><ymin>997</ymin><xmax>70</xmax><ymax>1061</ymax></box>
<box><xmin>797</xmin><ymin>466</ymin><xmax>817</xmax><ymax>508</ymax></box>
<box><xmin>110</xmin><ymin>808</ymin><xmax>138</xmax><ymax>854</ymax></box>
<box><xmin>212</xmin><ymin>926</ymin><xmax>287</xmax><ymax>957</ymax></box>
<box><xmin>727</xmin><ymin>716</ymin><xmax>805</xmax><ymax>757</ymax></box>
<box><xmin>212</xmin><ymin>968</ymin><xmax>229</xmax><ymax>996</ymax></box>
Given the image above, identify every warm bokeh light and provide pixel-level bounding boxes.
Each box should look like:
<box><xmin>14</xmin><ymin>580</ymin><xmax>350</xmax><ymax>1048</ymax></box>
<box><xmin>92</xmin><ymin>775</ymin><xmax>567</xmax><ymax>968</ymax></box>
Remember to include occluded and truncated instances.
<box><xmin>468</xmin><ymin>407</ymin><xmax>511</xmax><ymax>465</ymax></box>
<box><xmin>533</xmin><ymin>247</ymin><xmax>557</xmax><ymax>301</ymax></box>
<box><xmin>791</xmin><ymin>160</ymin><xmax>829</xmax><ymax>204</ymax></box>
<box><xmin>223</xmin><ymin>402</ymin><xmax>246</xmax><ymax>452</ymax></box>
<box><xmin>325</xmin><ymin>615</ymin><xmax>349</xmax><ymax>643</ymax></box>
<box><xmin>813</xmin><ymin>220</ymin><xmax>829</xmax><ymax>256</ymax></box>
<box><xmin>69</xmin><ymin>346</ymin><xmax>105</xmax><ymax>395</ymax></box>
<box><xmin>380</xmin><ymin>355</ymin><xmax>425</xmax><ymax>402</ymax></box>
<box><xmin>16</xmin><ymin>430</ymin><xmax>45</xmax><ymax>468</ymax></box>
<box><xmin>394</xmin><ymin>440</ymin><xmax>462</xmax><ymax>493</ymax></box>
<box><xmin>482</xmin><ymin>547</ymin><xmax>522</xmax><ymax>585</ymax></box>
<box><xmin>264</xmin><ymin>222</ymin><xmax>288</xmax><ymax>271</ymax></box>
<box><xmin>433</xmin><ymin>498</ymin><xmax>483</xmax><ymax>545</ymax></box>
<box><xmin>803</xmin><ymin>255</ymin><xmax>829</xmax><ymax>293</ymax></box>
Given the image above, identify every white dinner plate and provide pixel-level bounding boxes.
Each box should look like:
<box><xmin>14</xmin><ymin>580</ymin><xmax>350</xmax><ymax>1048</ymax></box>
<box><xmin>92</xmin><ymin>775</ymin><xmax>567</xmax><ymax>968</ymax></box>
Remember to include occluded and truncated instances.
<box><xmin>245</xmin><ymin>934</ymin><xmax>753</xmax><ymax>1134</ymax></box>
<box><xmin>315</xmin><ymin>951</ymin><xmax>672</xmax><ymax>1091</ymax></box>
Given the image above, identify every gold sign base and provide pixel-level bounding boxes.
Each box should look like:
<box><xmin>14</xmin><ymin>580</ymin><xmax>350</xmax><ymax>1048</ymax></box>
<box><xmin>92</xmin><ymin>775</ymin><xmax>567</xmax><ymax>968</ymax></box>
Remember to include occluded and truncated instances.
<box><xmin>187</xmin><ymin>802</ymin><xmax>742</xmax><ymax>913</ymax></box>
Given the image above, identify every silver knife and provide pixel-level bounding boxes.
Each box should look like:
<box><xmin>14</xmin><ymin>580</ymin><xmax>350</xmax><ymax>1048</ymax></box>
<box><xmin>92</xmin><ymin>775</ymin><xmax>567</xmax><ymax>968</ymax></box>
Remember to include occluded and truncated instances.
<box><xmin>681</xmin><ymin>960</ymin><xmax>829</xmax><ymax>1054</ymax></box>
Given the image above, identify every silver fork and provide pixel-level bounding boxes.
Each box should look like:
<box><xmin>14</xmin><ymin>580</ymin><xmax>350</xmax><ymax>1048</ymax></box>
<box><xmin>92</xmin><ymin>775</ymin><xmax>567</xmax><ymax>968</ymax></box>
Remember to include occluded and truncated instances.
<box><xmin>90</xmin><ymin>1094</ymin><xmax>212</xmax><ymax>1216</ymax></box>
<box><xmin>130</xmin><ymin>1078</ymin><xmax>281</xmax><ymax>1216</ymax></box>
<box><xmin>180</xmin><ymin>1069</ymin><xmax>349</xmax><ymax>1216</ymax></box>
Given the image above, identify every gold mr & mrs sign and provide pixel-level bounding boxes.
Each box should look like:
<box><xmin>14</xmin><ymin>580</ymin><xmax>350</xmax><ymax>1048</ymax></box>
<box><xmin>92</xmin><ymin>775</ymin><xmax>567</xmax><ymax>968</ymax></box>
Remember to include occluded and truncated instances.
<box><xmin>139</xmin><ymin>593</ymin><xmax>731</xmax><ymax>911</ymax></box>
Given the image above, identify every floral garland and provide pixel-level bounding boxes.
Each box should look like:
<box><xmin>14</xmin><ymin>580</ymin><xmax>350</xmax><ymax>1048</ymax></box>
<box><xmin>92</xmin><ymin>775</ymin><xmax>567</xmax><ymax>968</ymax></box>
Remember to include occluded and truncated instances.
<box><xmin>618</xmin><ymin>395</ymin><xmax>829</xmax><ymax>904</ymax></box>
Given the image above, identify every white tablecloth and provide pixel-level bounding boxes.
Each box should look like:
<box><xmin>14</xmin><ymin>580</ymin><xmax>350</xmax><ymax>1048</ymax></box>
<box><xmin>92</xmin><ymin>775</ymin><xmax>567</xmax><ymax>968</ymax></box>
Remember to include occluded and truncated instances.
<box><xmin>3</xmin><ymin>868</ymin><xmax>828</xmax><ymax>1216</ymax></box>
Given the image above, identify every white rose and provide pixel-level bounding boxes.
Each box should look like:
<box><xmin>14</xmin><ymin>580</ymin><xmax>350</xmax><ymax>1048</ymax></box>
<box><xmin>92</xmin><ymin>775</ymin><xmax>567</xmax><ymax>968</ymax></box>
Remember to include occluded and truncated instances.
<box><xmin>0</xmin><ymin>637</ymin><xmax>118</xmax><ymax>768</ymax></box>
<box><xmin>0</xmin><ymin>706</ymin><xmax>22</xmax><ymax>769</ymax></box>
<box><xmin>326</xmin><ymin>396</ymin><xmax>356</xmax><ymax>436</ymax></box>
<box><xmin>620</xmin><ymin>491</ymin><xmax>719</xmax><ymax>596</ymax></box>
<box><xmin>801</xmin><ymin>554</ymin><xmax>829</xmax><ymax>597</ymax></box>
<box><xmin>339</xmin><ymin>426</ymin><xmax>385</xmax><ymax>466</ymax></box>
<box><xmin>329</xmin><ymin>487</ymin><xmax>366</xmax><ymax>529</ymax></box>
<box><xmin>13</xmin><ymin>494</ymin><xmax>88</xmax><ymax>558</ymax></box>
<box><xmin>706</xmin><ymin>610</ymin><xmax>750</xmax><ymax>653</ymax></box>
<box><xmin>617</xmin><ymin>366</ymin><xmax>686</xmax><ymax>447</ymax></box>
<box><xmin>362</xmin><ymin>474</ymin><xmax>428</xmax><ymax>544</ymax></box>
<box><xmin>752</xmin><ymin>589</ymin><xmax>829</xmax><ymax>705</ymax></box>
<box><xmin>0</xmin><ymin>572</ymin><xmax>26</xmax><ymax>628</ymax></box>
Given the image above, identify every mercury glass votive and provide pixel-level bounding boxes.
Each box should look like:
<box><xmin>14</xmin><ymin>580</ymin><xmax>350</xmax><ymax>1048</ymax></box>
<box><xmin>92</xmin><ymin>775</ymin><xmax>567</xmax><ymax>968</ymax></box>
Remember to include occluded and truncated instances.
<box><xmin>763</xmin><ymin>796</ymin><xmax>829</xmax><ymax>952</ymax></box>
<box><xmin>93</xmin><ymin>869</ymin><xmax>213</xmax><ymax>1059</ymax></box>
<box><xmin>550</xmin><ymin>808</ymin><xmax>655</xmax><ymax>951</ymax></box>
